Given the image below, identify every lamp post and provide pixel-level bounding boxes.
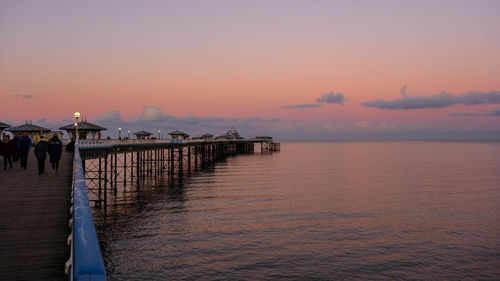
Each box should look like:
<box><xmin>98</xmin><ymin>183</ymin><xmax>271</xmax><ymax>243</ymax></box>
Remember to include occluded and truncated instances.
<box><xmin>127</xmin><ymin>130</ymin><xmax>130</xmax><ymax>139</ymax></box>
<box><xmin>158</xmin><ymin>130</ymin><xmax>161</xmax><ymax>140</ymax></box>
<box><xmin>118</xmin><ymin>127</ymin><xmax>122</xmax><ymax>140</ymax></box>
<box><xmin>74</xmin><ymin>112</ymin><xmax>80</xmax><ymax>143</ymax></box>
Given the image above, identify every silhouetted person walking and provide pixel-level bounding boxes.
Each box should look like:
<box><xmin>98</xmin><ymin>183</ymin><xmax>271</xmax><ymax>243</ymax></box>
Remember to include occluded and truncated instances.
<box><xmin>48</xmin><ymin>135</ymin><xmax>63</xmax><ymax>171</ymax></box>
<box><xmin>18</xmin><ymin>132</ymin><xmax>32</xmax><ymax>169</ymax></box>
<box><xmin>34</xmin><ymin>136</ymin><xmax>48</xmax><ymax>175</ymax></box>
<box><xmin>1</xmin><ymin>135</ymin><xmax>15</xmax><ymax>169</ymax></box>
<box><xmin>12</xmin><ymin>132</ymin><xmax>20</xmax><ymax>162</ymax></box>
<box><xmin>66</xmin><ymin>138</ymin><xmax>75</xmax><ymax>152</ymax></box>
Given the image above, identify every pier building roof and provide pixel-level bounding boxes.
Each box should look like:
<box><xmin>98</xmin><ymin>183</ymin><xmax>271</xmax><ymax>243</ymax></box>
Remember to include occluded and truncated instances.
<box><xmin>6</xmin><ymin>122</ymin><xmax>51</xmax><ymax>132</ymax></box>
<box><xmin>169</xmin><ymin>129</ymin><xmax>189</xmax><ymax>140</ymax></box>
<box><xmin>0</xmin><ymin>122</ymin><xmax>11</xmax><ymax>129</ymax></box>
<box><xmin>133</xmin><ymin>130</ymin><xmax>152</xmax><ymax>136</ymax></box>
<box><xmin>168</xmin><ymin>129</ymin><xmax>189</xmax><ymax>137</ymax></box>
<box><xmin>60</xmin><ymin>121</ymin><xmax>107</xmax><ymax>132</ymax></box>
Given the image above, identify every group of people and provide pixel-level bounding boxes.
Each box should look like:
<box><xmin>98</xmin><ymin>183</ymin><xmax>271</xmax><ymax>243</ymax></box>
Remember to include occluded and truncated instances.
<box><xmin>0</xmin><ymin>132</ymin><xmax>64</xmax><ymax>175</ymax></box>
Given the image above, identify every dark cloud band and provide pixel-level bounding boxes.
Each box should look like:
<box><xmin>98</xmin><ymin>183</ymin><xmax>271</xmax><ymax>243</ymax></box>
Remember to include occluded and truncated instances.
<box><xmin>450</xmin><ymin>107</ymin><xmax>500</xmax><ymax>116</ymax></box>
<box><xmin>281</xmin><ymin>104</ymin><xmax>322</xmax><ymax>109</ymax></box>
<box><xmin>11</xmin><ymin>94</ymin><xmax>34</xmax><ymax>99</ymax></box>
<box><xmin>361</xmin><ymin>86</ymin><xmax>500</xmax><ymax>110</ymax></box>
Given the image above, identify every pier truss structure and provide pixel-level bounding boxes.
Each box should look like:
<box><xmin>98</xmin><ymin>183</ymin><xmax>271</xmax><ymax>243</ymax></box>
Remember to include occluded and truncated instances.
<box><xmin>78</xmin><ymin>138</ymin><xmax>279</xmax><ymax>208</ymax></box>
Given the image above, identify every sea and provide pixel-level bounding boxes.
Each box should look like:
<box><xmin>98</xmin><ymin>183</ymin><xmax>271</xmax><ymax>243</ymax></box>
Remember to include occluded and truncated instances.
<box><xmin>92</xmin><ymin>141</ymin><xmax>500</xmax><ymax>280</ymax></box>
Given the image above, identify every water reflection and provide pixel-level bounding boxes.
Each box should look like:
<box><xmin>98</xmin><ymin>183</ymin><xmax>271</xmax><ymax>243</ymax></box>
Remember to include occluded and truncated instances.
<box><xmin>94</xmin><ymin>142</ymin><xmax>500</xmax><ymax>280</ymax></box>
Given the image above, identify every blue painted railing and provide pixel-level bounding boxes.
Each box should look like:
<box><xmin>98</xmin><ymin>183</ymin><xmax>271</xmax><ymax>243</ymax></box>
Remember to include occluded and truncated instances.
<box><xmin>67</xmin><ymin>143</ymin><xmax>107</xmax><ymax>280</ymax></box>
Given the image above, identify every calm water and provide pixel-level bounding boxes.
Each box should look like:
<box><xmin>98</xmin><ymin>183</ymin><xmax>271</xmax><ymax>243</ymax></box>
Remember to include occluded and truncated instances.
<box><xmin>93</xmin><ymin>142</ymin><xmax>500</xmax><ymax>280</ymax></box>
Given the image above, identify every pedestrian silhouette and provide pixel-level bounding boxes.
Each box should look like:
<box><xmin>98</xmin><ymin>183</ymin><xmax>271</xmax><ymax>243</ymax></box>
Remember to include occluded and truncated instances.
<box><xmin>12</xmin><ymin>132</ymin><xmax>20</xmax><ymax>162</ymax></box>
<box><xmin>34</xmin><ymin>136</ymin><xmax>48</xmax><ymax>175</ymax></box>
<box><xmin>66</xmin><ymin>138</ymin><xmax>75</xmax><ymax>152</ymax></box>
<box><xmin>18</xmin><ymin>132</ymin><xmax>32</xmax><ymax>169</ymax></box>
<box><xmin>1</xmin><ymin>135</ymin><xmax>15</xmax><ymax>169</ymax></box>
<box><xmin>48</xmin><ymin>135</ymin><xmax>63</xmax><ymax>171</ymax></box>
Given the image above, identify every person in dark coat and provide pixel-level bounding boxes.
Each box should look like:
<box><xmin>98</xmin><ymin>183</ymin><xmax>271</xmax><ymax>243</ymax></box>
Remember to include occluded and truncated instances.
<box><xmin>1</xmin><ymin>135</ymin><xmax>15</xmax><ymax>169</ymax></box>
<box><xmin>48</xmin><ymin>135</ymin><xmax>63</xmax><ymax>170</ymax></box>
<box><xmin>66</xmin><ymin>138</ymin><xmax>75</xmax><ymax>152</ymax></box>
<box><xmin>34</xmin><ymin>136</ymin><xmax>49</xmax><ymax>175</ymax></box>
<box><xmin>12</xmin><ymin>132</ymin><xmax>20</xmax><ymax>162</ymax></box>
<box><xmin>18</xmin><ymin>132</ymin><xmax>32</xmax><ymax>169</ymax></box>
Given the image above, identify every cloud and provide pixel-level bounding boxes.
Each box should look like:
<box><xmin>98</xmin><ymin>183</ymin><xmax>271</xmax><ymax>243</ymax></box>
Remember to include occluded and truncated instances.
<box><xmin>283</xmin><ymin>91</ymin><xmax>346</xmax><ymax>109</ymax></box>
<box><xmin>400</xmin><ymin>85</ymin><xmax>409</xmax><ymax>97</ymax></box>
<box><xmin>281</xmin><ymin>104</ymin><xmax>322</xmax><ymax>109</ymax></box>
<box><xmin>316</xmin><ymin>92</ymin><xmax>345</xmax><ymax>105</ymax></box>
<box><xmin>11</xmin><ymin>94</ymin><xmax>34</xmax><ymax>99</ymax></box>
<box><xmin>269</xmin><ymin>120</ymin><xmax>500</xmax><ymax>141</ymax></box>
<box><xmin>361</xmin><ymin>86</ymin><xmax>500</xmax><ymax>110</ymax></box>
<box><xmin>93</xmin><ymin>110</ymin><xmax>122</xmax><ymax>123</ymax></box>
<box><xmin>449</xmin><ymin>107</ymin><xmax>500</xmax><ymax>116</ymax></box>
<box><xmin>140</xmin><ymin>105</ymin><xmax>164</xmax><ymax>122</ymax></box>
<box><xmin>262</xmin><ymin>117</ymin><xmax>282</xmax><ymax>122</ymax></box>
<box><xmin>4</xmin><ymin>112</ymin><xmax>500</xmax><ymax>140</ymax></box>
<box><xmin>73</xmin><ymin>107</ymin><xmax>283</xmax><ymax>138</ymax></box>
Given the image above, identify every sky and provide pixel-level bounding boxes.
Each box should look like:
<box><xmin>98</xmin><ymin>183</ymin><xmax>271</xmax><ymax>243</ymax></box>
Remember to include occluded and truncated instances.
<box><xmin>1</xmin><ymin>0</ymin><xmax>500</xmax><ymax>140</ymax></box>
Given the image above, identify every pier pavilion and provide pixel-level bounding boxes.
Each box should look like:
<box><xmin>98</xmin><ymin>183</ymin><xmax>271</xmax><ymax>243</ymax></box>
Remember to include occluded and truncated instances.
<box><xmin>6</xmin><ymin>122</ymin><xmax>51</xmax><ymax>142</ymax></box>
<box><xmin>133</xmin><ymin>130</ymin><xmax>153</xmax><ymax>140</ymax></box>
<box><xmin>200</xmin><ymin>133</ymin><xmax>214</xmax><ymax>140</ymax></box>
<box><xmin>0</xmin><ymin>122</ymin><xmax>11</xmax><ymax>137</ymax></box>
<box><xmin>169</xmin><ymin>129</ymin><xmax>189</xmax><ymax>140</ymax></box>
<box><xmin>60</xmin><ymin>121</ymin><xmax>106</xmax><ymax>140</ymax></box>
<box><xmin>225</xmin><ymin>127</ymin><xmax>243</xmax><ymax>139</ymax></box>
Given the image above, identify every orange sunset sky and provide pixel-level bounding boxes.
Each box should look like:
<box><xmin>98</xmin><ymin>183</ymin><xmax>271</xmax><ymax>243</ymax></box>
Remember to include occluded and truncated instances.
<box><xmin>1</xmin><ymin>0</ymin><xmax>499</xmax><ymax>139</ymax></box>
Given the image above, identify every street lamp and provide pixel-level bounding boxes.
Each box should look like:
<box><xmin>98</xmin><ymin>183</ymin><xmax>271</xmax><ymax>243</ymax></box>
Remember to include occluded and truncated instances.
<box><xmin>158</xmin><ymin>130</ymin><xmax>161</xmax><ymax>139</ymax></box>
<box><xmin>74</xmin><ymin>112</ymin><xmax>80</xmax><ymax>143</ymax></box>
<box><xmin>127</xmin><ymin>130</ymin><xmax>130</xmax><ymax>139</ymax></box>
<box><xmin>118</xmin><ymin>127</ymin><xmax>122</xmax><ymax>140</ymax></box>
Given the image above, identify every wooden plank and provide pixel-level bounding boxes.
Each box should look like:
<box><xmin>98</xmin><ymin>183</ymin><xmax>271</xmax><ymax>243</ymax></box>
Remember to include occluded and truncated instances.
<box><xmin>0</xmin><ymin>150</ymin><xmax>72</xmax><ymax>280</ymax></box>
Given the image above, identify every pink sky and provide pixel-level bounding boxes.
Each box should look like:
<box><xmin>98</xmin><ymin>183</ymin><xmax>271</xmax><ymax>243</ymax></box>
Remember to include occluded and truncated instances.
<box><xmin>1</xmin><ymin>0</ymin><xmax>499</xmax><ymax>139</ymax></box>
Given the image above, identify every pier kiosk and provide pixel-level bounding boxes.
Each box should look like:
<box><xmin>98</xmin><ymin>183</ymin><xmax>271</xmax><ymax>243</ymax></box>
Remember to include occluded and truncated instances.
<box><xmin>133</xmin><ymin>130</ymin><xmax>153</xmax><ymax>140</ymax></box>
<box><xmin>6</xmin><ymin>122</ymin><xmax>51</xmax><ymax>142</ymax></box>
<box><xmin>60</xmin><ymin>121</ymin><xmax>106</xmax><ymax>140</ymax></box>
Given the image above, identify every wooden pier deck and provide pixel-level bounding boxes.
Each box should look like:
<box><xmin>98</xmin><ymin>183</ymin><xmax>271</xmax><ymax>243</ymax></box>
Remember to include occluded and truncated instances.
<box><xmin>0</xmin><ymin>150</ymin><xmax>72</xmax><ymax>280</ymax></box>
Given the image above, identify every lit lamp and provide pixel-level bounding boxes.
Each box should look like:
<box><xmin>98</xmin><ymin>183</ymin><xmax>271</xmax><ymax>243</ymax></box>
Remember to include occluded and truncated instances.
<box><xmin>127</xmin><ymin>130</ymin><xmax>131</xmax><ymax>139</ymax></box>
<box><xmin>158</xmin><ymin>130</ymin><xmax>161</xmax><ymax>139</ymax></box>
<box><xmin>118</xmin><ymin>127</ymin><xmax>122</xmax><ymax>140</ymax></box>
<box><xmin>74</xmin><ymin>112</ymin><xmax>80</xmax><ymax>143</ymax></box>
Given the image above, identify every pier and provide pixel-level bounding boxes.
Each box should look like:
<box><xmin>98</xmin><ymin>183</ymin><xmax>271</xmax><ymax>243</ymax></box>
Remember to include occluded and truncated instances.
<box><xmin>0</xmin><ymin>136</ymin><xmax>279</xmax><ymax>280</ymax></box>
<box><xmin>79</xmin><ymin>138</ymin><xmax>279</xmax><ymax>207</ymax></box>
<box><xmin>0</xmin><ymin>151</ymin><xmax>72</xmax><ymax>280</ymax></box>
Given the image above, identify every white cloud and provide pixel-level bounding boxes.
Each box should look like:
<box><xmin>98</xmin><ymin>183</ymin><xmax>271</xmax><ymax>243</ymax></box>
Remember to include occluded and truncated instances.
<box><xmin>140</xmin><ymin>106</ymin><xmax>164</xmax><ymax>122</ymax></box>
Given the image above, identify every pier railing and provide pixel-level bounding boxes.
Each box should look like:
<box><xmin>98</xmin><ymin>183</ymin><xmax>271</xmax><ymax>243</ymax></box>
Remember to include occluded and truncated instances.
<box><xmin>78</xmin><ymin>138</ymin><xmax>267</xmax><ymax>149</ymax></box>
<box><xmin>67</xmin><ymin>143</ymin><xmax>107</xmax><ymax>280</ymax></box>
